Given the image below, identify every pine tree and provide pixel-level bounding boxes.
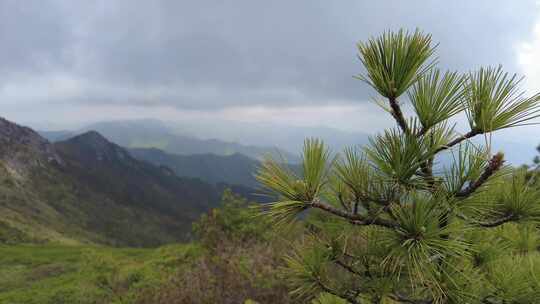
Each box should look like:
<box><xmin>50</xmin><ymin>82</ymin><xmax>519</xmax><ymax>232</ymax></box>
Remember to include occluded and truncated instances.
<box><xmin>256</xmin><ymin>29</ymin><xmax>540</xmax><ymax>304</ymax></box>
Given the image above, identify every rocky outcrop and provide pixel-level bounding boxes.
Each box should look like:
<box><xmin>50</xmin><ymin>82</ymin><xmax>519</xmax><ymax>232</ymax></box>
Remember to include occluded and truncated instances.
<box><xmin>0</xmin><ymin>117</ymin><xmax>62</xmax><ymax>175</ymax></box>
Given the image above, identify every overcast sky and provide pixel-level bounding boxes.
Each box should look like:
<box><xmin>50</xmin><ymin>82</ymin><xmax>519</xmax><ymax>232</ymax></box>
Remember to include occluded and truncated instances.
<box><xmin>2</xmin><ymin>0</ymin><xmax>540</xmax><ymax>144</ymax></box>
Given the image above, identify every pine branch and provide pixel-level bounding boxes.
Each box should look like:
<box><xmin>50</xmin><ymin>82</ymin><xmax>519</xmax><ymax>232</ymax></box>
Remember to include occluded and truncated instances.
<box><xmin>435</xmin><ymin>129</ymin><xmax>481</xmax><ymax>153</ymax></box>
<box><xmin>337</xmin><ymin>193</ymin><xmax>352</xmax><ymax>212</ymax></box>
<box><xmin>315</xmin><ymin>279</ymin><xmax>360</xmax><ymax>304</ymax></box>
<box><xmin>389</xmin><ymin>97</ymin><xmax>410</xmax><ymax>134</ymax></box>
<box><xmin>455</xmin><ymin>211</ymin><xmax>515</xmax><ymax>228</ymax></box>
<box><xmin>416</xmin><ymin>126</ymin><xmax>428</xmax><ymax>137</ymax></box>
<box><xmin>477</xmin><ymin>214</ymin><xmax>516</xmax><ymax>227</ymax></box>
<box><xmin>334</xmin><ymin>259</ymin><xmax>364</xmax><ymax>277</ymax></box>
<box><xmin>352</xmin><ymin>199</ymin><xmax>360</xmax><ymax>215</ymax></box>
<box><xmin>420</xmin><ymin>157</ymin><xmax>435</xmax><ymax>189</ymax></box>
<box><xmin>455</xmin><ymin>152</ymin><xmax>505</xmax><ymax>198</ymax></box>
<box><xmin>445</xmin><ymin>153</ymin><xmax>511</xmax><ymax>229</ymax></box>
<box><xmin>311</xmin><ymin>199</ymin><xmax>397</xmax><ymax>228</ymax></box>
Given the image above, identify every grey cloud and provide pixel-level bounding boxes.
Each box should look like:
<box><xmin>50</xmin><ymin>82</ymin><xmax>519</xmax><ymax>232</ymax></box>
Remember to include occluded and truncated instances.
<box><xmin>0</xmin><ymin>0</ymin><xmax>539</xmax><ymax>109</ymax></box>
<box><xmin>0</xmin><ymin>0</ymin><xmax>73</xmax><ymax>77</ymax></box>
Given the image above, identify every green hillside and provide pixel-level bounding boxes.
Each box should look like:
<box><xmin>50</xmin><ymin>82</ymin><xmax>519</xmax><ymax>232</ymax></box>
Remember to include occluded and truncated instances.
<box><xmin>0</xmin><ymin>190</ymin><xmax>295</xmax><ymax>304</ymax></box>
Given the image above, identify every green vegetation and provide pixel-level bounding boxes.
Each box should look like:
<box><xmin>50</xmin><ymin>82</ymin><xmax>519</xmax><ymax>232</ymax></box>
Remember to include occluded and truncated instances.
<box><xmin>0</xmin><ymin>243</ymin><xmax>201</xmax><ymax>304</ymax></box>
<box><xmin>141</xmin><ymin>190</ymin><xmax>293</xmax><ymax>304</ymax></box>
<box><xmin>193</xmin><ymin>189</ymin><xmax>272</xmax><ymax>246</ymax></box>
<box><xmin>0</xmin><ymin>190</ymin><xmax>295</xmax><ymax>304</ymax></box>
<box><xmin>257</xmin><ymin>29</ymin><xmax>540</xmax><ymax>303</ymax></box>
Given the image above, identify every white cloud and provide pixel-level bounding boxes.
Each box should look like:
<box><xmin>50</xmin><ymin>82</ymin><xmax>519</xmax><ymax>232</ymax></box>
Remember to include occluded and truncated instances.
<box><xmin>514</xmin><ymin>14</ymin><xmax>540</xmax><ymax>142</ymax></box>
<box><xmin>518</xmin><ymin>22</ymin><xmax>540</xmax><ymax>95</ymax></box>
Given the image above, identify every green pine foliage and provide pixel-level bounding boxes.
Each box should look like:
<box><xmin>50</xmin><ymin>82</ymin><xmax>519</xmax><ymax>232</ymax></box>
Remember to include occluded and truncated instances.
<box><xmin>257</xmin><ymin>29</ymin><xmax>540</xmax><ymax>303</ymax></box>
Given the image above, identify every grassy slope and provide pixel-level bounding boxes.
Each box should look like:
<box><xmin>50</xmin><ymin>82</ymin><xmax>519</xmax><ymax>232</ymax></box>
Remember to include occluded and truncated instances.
<box><xmin>0</xmin><ymin>244</ymin><xmax>202</xmax><ymax>304</ymax></box>
<box><xmin>0</xmin><ymin>160</ymin><xmax>187</xmax><ymax>247</ymax></box>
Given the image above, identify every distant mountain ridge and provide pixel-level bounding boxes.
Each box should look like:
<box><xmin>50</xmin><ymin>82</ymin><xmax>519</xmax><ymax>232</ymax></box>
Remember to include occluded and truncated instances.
<box><xmin>130</xmin><ymin>147</ymin><xmax>261</xmax><ymax>188</ymax></box>
<box><xmin>40</xmin><ymin>128</ymin><xmax>265</xmax><ymax>188</ymax></box>
<box><xmin>80</xmin><ymin>120</ymin><xmax>300</xmax><ymax>162</ymax></box>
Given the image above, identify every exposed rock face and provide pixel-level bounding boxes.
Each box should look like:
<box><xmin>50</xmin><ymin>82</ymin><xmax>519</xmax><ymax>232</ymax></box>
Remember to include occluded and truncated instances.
<box><xmin>0</xmin><ymin>117</ymin><xmax>62</xmax><ymax>175</ymax></box>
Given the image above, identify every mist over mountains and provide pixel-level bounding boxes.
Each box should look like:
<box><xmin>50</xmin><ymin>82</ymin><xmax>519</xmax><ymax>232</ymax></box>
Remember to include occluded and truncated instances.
<box><xmin>41</xmin><ymin>120</ymin><xmax>300</xmax><ymax>162</ymax></box>
<box><xmin>39</xmin><ymin>118</ymin><xmax>537</xmax><ymax>166</ymax></box>
<box><xmin>39</xmin><ymin>119</ymin><xmax>373</xmax><ymax>159</ymax></box>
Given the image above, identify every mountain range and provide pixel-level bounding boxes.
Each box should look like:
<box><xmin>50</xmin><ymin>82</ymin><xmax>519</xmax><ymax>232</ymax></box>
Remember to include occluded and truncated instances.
<box><xmin>37</xmin><ymin>119</ymin><xmax>538</xmax><ymax>193</ymax></box>
<box><xmin>0</xmin><ymin>117</ymin><xmax>260</xmax><ymax>247</ymax></box>
<box><xmin>78</xmin><ymin>120</ymin><xmax>299</xmax><ymax>162</ymax></box>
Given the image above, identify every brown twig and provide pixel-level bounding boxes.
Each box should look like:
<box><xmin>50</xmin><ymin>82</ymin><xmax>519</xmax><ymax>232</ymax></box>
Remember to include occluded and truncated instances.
<box><xmin>455</xmin><ymin>211</ymin><xmax>515</xmax><ymax>228</ymax></box>
<box><xmin>316</xmin><ymin>279</ymin><xmax>359</xmax><ymax>304</ymax></box>
<box><xmin>435</xmin><ymin>129</ymin><xmax>481</xmax><ymax>153</ymax></box>
<box><xmin>456</xmin><ymin>152</ymin><xmax>505</xmax><ymax>198</ymax></box>
<box><xmin>389</xmin><ymin>97</ymin><xmax>410</xmax><ymax>134</ymax></box>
